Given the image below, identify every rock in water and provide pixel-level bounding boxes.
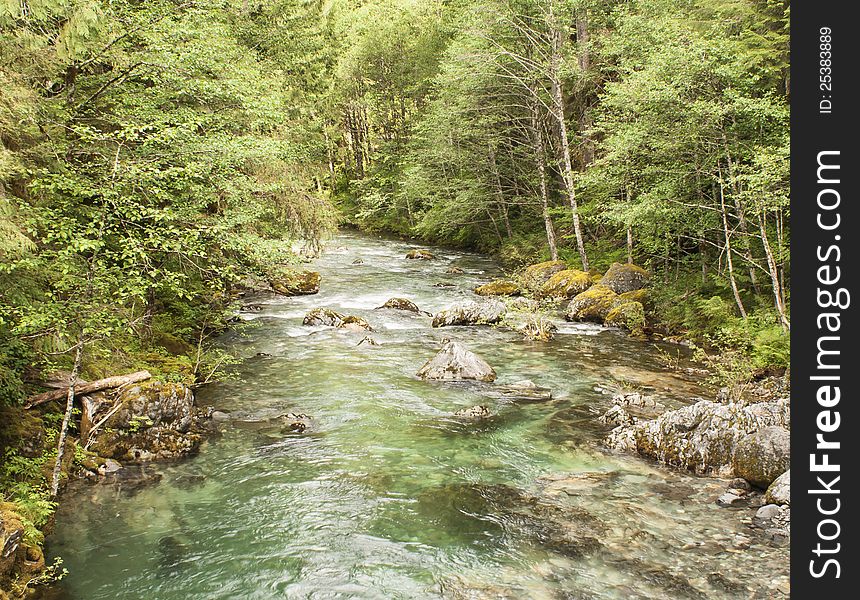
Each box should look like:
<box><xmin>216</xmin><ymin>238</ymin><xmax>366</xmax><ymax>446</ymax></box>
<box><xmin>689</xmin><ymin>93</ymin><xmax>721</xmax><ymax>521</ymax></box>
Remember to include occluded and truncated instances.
<box><xmin>474</xmin><ymin>280</ymin><xmax>521</xmax><ymax>296</ymax></box>
<box><xmin>268</xmin><ymin>269</ymin><xmax>321</xmax><ymax>296</ymax></box>
<box><xmin>566</xmin><ymin>285</ymin><xmax>618</xmax><ymax>322</ymax></box>
<box><xmin>87</xmin><ymin>382</ymin><xmax>203</xmax><ymax>462</ymax></box>
<box><xmin>765</xmin><ymin>470</ymin><xmax>790</xmax><ymax>506</ymax></box>
<box><xmin>446</xmin><ymin>266</ymin><xmax>465</xmax><ymax>274</ymax></box>
<box><xmin>599</xmin><ymin>262</ymin><xmax>650</xmax><ymax>294</ymax></box>
<box><xmin>303</xmin><ymin>308</ymin><xmax>345</xmax><ymax>327</ymax></box>
<box><xmin>732</xmin><ymin>426</ymin><xmax>791</xmax><ymax>488</ymax></box>
<box><xmin>604</xmin><ymin>398</ymin><xmax>790</xmax><ymax>477</ymax></box>
<box><xmin>339</xmin><ymin>315</ymin><xmax>373</xmax><ymax>332</ymax></box>
<box><xmin>417</xmin><ymin>341</ymin><xmax>497</xmax><ymax>382</ymax></box>
<box><xmin>406</xmin><ymin>249</ymin><xmax>436</xmax><ymax>260</ymax></box>
<box><xmin>378</xmin><ymin>297</ymin><xmax>421</xmax><ymax>313</ymax></box>
<box><xmin>432</xmin><ymin>300</ymin><xmax>506</xmax><ymax>327</ymax></box>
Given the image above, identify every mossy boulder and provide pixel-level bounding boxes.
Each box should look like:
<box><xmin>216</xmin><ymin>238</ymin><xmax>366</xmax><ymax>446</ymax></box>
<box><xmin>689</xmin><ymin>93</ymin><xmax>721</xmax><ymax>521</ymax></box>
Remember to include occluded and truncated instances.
<box><xmin>616</xmin><ymin>288</ymin><xmax>650</xmax><ymax>308</ymax></box>
<box><xmin>0</xmin><ymin>505</ymin><xmax>25</xmax><ymax>588</ymax></box>
<box><xmin>406</xmin><ymin>249</ymin><xmax>436</xmax><ymax>260</ymax></box>
<box><xmin>269</xmin><ymin>269</ymin><xmax>321</xmax><ymax>296</ymax></box>
<box><xmin>565</xmin><ymin>285</ymin><xmax>618</xmax><ymax>322</ymax></box>
<box><xmin>600</xmin><ymin>262</ymin><xmax>650</xmax><ymax>294</ymax></box>
<box><xmin>605</xmin><ymin>301</ymin><xmax>646</xmax><ymax>336</ymax></box>
<box><xmin>521</xmin><ymin>260</ymin><xmax>567</xmax><ymax>291</ymax></box>
<box><xmin>303</xmin><ymin>308</ymin><xmax>345</xmax><ymax>327</ymax></box>
<box><xmin>538</xmin><ymin>269</ymin><xmax>592</xmax><ymax>299</ymax></box>
<box><xmin>474</xmin><ymin>280</ymin><xmax>521</xmax><ymax>297</ymax></box>
<box><xmin>87</xmin><ymin>382</ymin><xmax>203</xmax><ymax>462</ymax></box>
<box><xmin>378</xmin><ymin>298</ymin><xmax>422</xmax><ymax>313</ymax></box>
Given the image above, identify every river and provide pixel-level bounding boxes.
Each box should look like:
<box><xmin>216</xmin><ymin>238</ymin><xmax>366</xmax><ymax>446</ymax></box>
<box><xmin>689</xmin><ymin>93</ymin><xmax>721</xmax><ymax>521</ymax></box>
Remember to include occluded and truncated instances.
<box><xmin>46</xmin><ymin>232</ymin><xmax>789</xmax><ymax>599</ymax></box>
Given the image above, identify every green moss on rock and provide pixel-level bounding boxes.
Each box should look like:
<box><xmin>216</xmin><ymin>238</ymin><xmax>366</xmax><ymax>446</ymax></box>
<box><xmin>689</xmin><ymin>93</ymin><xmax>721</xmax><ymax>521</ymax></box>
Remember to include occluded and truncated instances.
<box><xmin>521</xmin><ymin>260</ymin><xmax>567</xmax><ymax>291</ymax></box>
<box><xmin>539</xmin><ymin>269</ymin><xmax>592</xmax><ymax>299</ymax></box>
<box><xmin>605</xmin><ymin>301</ymin><xmax>646</xmax><ymax>336</ymax></box>
<box><xmin>269</xmin><ymin>269</ymin><xmax>321</xmax><ymax>296</ymax></box>
<box><xmin>600</xmin><ymin>262</ymin><xmax>650</xmax><ymax>294</ymax></box>
<box><xmin>474</xmin><ymin>280</ymin><xmax>521</xmax><ymax>296</ymax></box>
<box><xmin>565</xmin><ymin>285</ymin><xmax>618</xmax><ymax>322</ymax></box>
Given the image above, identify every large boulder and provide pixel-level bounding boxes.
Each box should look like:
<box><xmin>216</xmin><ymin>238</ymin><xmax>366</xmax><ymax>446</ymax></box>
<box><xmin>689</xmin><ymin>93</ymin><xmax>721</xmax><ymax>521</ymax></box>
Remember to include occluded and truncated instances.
<box><xmin>474</xmin><ymin>280</ymin><xmax>521</xmax><ymax>297</ymax></box>
<box><xmin>732</xmin><ymin>426</ymin><xmax>791</xmax><ymax>488</ymax></box>
<box><xmin>417</xmin><ymin>341</ymin><xmax>496</xmax><ymax>382</ymax></box>
<box><xmin>765</xmin><ymin>470</ymin><xmax>790</xmax><ymax>506</ymax></box>
<box><xmin>539</xmin><ymin>269</ymin><xmax>592</xmax><ymax>299</ymax></box>
<box><xmin>406</xmin><ymin>249</ymin><xmax>436</xmax><ymax>260</ymax></box>
<box><xmin>269</xmin><ymin>269</ymin><xmax>320</xmax><ymax>296</ymax></box>
<box><xmin>565</xmin><ymin>285</ymin><xmax>618</xmax><ymax>322</ymax></box>
<box><xmin>605</xmin><ymin>398</ymin><xmax>790</xmax><ymax>477</ymax></box>
<box><xmin>432</xmin><ymin>300</ymin><xmax>506</xmax><ymax>328</ymax></box>
<box><xmin>521</xmin><ymin>260</ymin><xmax>567</xmax><ymax>291</ymax></box>
<box><xmin>87</xmin><ymin>382</ymin><xmax>203</xmax><ymax>462</ymax></box>
<box><xmin>600</xmin><ymin>262</ymin><xmax>650</xmax><ymax>294</ymax></box>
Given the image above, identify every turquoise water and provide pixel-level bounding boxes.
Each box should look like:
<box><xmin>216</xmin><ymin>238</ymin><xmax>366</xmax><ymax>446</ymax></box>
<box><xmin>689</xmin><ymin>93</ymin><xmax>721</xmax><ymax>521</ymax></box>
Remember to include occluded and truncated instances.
<box><xmin>46</xmin><ymin>233</ymin><xmax>789</xmax><ymax>599</ymax></box>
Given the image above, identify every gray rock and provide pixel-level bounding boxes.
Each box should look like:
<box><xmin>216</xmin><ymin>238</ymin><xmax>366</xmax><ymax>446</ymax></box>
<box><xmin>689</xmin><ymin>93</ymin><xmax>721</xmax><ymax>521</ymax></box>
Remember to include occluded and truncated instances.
<box><xmin>303</xmin><ymin>307</ymin><xmax>345</xmax><ymax>327</ymax></box>
<box><xmin>417</xmin><ymin>341</ymin><xmax>496</xmax><ymax>382</ymax></box>
<box><xmin>377</xmin><ymin>297</ymin><xmax>421</xmax><ymax>313</ymax></box>
<box><xmin>600</xmin><ymin>405</ymin><xmax>634</xmax><ymax>427</ymax></box>
<box><xmin>765</xmin><ymin>470</ymin><xmax>790</xmax><ymax>506</ymax></box>
<box><xmin>432</xmin><ymin>299</ymin><xmax>506</xmax><ymax>327</ymax></box>
<box><xmin>732</xmin><ymin>426</ymin><xmax>790</xmax><ymax>488</ymax></box>
<box><xmin>211</xmin><ymin>410</ymin><xmax>231</xmax><ymax>422</ymax></box>
<box><xmin>604</xmin><ymin>398</ymin><xmax>790</xmax><ymax>477</ymax></box>
<box><xmin>754</xmin><ymin>504</ymin><xmax>781</xmax><ymax>525</ymax></box>
<box><xmin>98</xmin><ymin>458</ymin><xmax>123</xmax><ymax>475</ymax></box>
<box><xmin>716</xmin><ymin>492</ymin><xmax>745</xmax><ymax>507</ymax></box>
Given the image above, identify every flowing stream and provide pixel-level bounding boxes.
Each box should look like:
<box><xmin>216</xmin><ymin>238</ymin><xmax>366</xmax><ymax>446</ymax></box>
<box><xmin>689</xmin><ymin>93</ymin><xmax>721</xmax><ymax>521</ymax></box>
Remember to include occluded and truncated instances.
<box><xmin>46</xmin><ymin>233</ymin><xmax>789</xmax><ymax>599</ymax></box>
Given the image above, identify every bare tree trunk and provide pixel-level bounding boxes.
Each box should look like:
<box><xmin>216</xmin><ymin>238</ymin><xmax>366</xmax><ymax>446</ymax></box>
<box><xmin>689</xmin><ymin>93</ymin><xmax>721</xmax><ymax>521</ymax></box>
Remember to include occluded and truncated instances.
<box><xmin>625</xmin><ymin>187</ymin><xmax>633</xmax><ymax>263</ymax></box>
<box><xmin>549</xmin><ymin>20</ymin><xmax>588</xmax><ymax>270</ymax></box>
<box><xmin>575</xmin><ymin>13</ymin><xmax>594</xmax><ymax>166</ymax></box>
<box><xmin>718</xmin><ymin>170</ymin><xmax>747</xmax><ymax>319</ymax></box>
<box><xmin>50</xmin><ymin>342</ymin><xmax>83</xmax><ymax>497</ymax></box>
<box><xmin>530</xmin><ymin>98</ymin><xmax>559</xmax><ymax>261</ymax></box>
<box><xmin>488</xmin><ymin>142</ymin><xmax>513</xmax><ymax>239</ymax></box>
<box><xmin>758</xmin><ymin>211</ymin><xmax>790</xmax><ymax>331</ymax></box>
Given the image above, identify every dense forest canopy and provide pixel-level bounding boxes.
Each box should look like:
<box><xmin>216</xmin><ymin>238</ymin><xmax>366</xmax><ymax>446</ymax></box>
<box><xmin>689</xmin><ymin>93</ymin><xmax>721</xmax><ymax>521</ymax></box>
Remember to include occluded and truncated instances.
<box><xmin>1</xmin><ymin>0</ymin><xmax>788</xmax><ymax>583</ymax></box>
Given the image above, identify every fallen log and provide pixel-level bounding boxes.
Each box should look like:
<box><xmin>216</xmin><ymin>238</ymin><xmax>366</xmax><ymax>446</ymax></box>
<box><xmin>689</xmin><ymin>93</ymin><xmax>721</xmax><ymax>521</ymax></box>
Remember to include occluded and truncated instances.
<box><xmin>25</xmin><ymin>370</ymin><xmax>152</xmax><ymax>410</ymax></box>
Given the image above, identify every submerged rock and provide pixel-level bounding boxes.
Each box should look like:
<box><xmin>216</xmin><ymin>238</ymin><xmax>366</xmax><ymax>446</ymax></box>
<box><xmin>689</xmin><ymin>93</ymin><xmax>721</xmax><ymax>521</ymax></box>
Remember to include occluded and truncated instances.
<box><xmin>87</xmin><ymin>382</ymin><xmax>206</xmax><ymax>462</ymax></box>
<box><xmin>446</xmin><ymin>266</ymin><xmax>465</xmax><ymax>274</ymax></box>
<box><xmin>269</xmin><ymin>269</ymin><xmax>321</xmax><ymax>296</ymax></box>
<box><xmin>605</xmin><ymin>397</ymin><xmax>790</xmax><ymax>477</ymax></box>
<box><xmin>484</xmin><ymin>380</ymin><xmax>553</xmax><ymax>403</ymax></box>
<box><xmin>538</xmin><ymin>269</ymin><xmax>592</xmax><ymax>299</ymax></box>
<box><xmin>732</xmin><ymin>426</ymin><xmax>790</xmax><ymax>488</ymax></box>
<box><xmin>522</xmin><ymin>260</ymin><xmax>567</xmax><ymax>291</ymax></box>
<box><xmin>417</xmin><ymin>341</ymin><xmax>496</xmax><ymax>382</ymax></box>
<box><xmin>600</xmin><ymin>262</ymin><xmax>650</xmax><ymax>294</ymax></box>
<box><xmin>474</xmin><ymin>280</ymin><xmax>520</xmax><ymax>297</ymax></box>
<box><xmin>406</xmin><ymin>249</ymin><xmax>436</xmax><ymax>260</ymax></box>
<box><xmin>377</xmin><ymin>297</ymin><xmax>422</xmax><ymax>313</ymax></box>
<box><xmin>453</xmin><ymin>405</ymin><xmax>492</xmax><ymax>419</ymax></box>
<box><xmin>519</xmin><ymin>316</ymin><xmax>558</xmax><ymax>341</ymax></box>
<box><xmin>432</xmin><ymin>300</ymin><xmax>506</xmax><ymax>328</ymax></box>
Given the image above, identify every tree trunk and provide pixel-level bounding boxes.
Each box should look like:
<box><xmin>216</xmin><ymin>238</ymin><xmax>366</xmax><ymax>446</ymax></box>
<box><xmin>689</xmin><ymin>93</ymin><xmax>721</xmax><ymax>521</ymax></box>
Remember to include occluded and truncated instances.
<box><xmin>530</xmin><ymin>98</ymin><xmax>559</xmax><ymax>261</ymax></box>
<box><xmin>718</xmin><ymin>171</ymin><xmax>747</xmax><ymax>319</ymax></box>
<box><xmin>758</xmin><ymin>211</ymin><xmax>790</xmax><ymax>331</ymax></box>
<box><xmin>488</xmin><ymin>142</ymin><xmax>513</xmax><ymax>239</ymax></box>
<box><xmin>26</xmin><ymin>370</ymin><xmax>152</xmax><ymax>409</ymax></box>
<box><xmin>549</xmin><ymin>22</ymin><xmax>588</xmax><ymax>270</ymax></box>
<box><xmin>50</xmin><ymin>343</ymin><xmax>83</xmax><ymax>497</ymax></box>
